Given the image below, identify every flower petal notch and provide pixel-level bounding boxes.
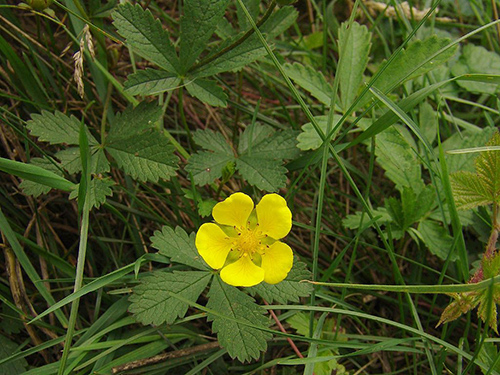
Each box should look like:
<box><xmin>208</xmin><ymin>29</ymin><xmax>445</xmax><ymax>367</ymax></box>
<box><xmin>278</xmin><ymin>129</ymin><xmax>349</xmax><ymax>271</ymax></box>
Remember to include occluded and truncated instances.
<box><xmin>195</xmin><ymin>192</ymin><xmax>294</xmax><ymax>287</ymax></box>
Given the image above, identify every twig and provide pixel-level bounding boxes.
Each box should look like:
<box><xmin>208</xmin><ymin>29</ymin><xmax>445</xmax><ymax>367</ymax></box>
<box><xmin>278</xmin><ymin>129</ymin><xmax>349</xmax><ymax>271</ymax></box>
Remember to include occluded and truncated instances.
<box><xmin>111</xmin><ymin>341</ymin><xmax>220</xmax><ymax>373</ymax></box>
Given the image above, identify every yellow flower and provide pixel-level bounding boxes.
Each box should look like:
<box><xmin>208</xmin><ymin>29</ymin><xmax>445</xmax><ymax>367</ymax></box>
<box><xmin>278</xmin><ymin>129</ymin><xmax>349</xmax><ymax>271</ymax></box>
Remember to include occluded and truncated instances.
<box><xmin>195</xmin><ymin>192</ymin><xmax>294</xmax><ymax>287</ymax></box>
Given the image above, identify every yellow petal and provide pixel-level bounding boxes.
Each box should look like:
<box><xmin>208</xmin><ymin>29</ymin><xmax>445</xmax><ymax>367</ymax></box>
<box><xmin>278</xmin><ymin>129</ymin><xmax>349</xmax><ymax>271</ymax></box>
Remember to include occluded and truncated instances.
<box><xmin>261</xmin><ymin>241</ymin><xmax>293</xmax><ymax>284</ymax></box>
<box><xmin>220</xmin><ymin>255</ymin><xmax>265</xmax><ymax>287</ymax></box>
<box><xmin>256</xmin><ymin>194</ymin><xmax>292</xmax><ymax>239</ymax></box>
<box><xmin>195</xmin><ymin>223</ymin><xmax>232</xmax><ymax>269</ymax></box>
<box><xmin>213</xmin><ymin>192</ymin><xmax>254</xmax><ymax>228</ymax></box>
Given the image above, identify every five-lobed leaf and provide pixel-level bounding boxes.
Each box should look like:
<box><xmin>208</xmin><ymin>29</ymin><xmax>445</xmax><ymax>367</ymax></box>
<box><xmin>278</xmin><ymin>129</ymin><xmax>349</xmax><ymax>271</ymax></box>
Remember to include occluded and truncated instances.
<box><xmin>150</xmin><ymin>226</ymin><xmax>207</xmax><ymax>270</ymax></box>
<box><xmin>124</xmin><ymin>69</ymin><xmax>181</xmax><ymax>96</ymax></box>
<box><xmin>207</xmin><ymin>276</ymin><xmax>271</xmax><ymax>362</ymax></box>
<box><xmin>129</xmin><ymin>271</ymin><xmax>211</xmax><ymax>326</ymax></box>
<box><xmin>185</xmin><ymin>79</ymin><xmax>228</xmax><ymax>107</ymax></box>
<box><xmin>113</xmin><ymin>3</ymin><xmax>180</xmax><ymax>73</ymax></box>
<box><xmin>179</xmin><ymin>0</ymin><xmax>230</xmax><ymax>70</ymax></box>
<box><xmin>27</xmin><ymin>110</ymin><xmax>97</xmax><ymax>146</ymax></box>
<box><xmin>69</xmin><ymin>177</ymin><xmax>114</xmax><ymax>210</ymax></box>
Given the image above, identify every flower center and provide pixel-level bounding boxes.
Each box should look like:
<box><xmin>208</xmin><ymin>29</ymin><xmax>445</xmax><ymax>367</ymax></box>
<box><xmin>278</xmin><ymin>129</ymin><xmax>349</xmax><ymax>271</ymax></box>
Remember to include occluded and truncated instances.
<box><xmin>233</xmin><ymin>227</ymin><xmax>264</xmax><ymax>256</ymax></box>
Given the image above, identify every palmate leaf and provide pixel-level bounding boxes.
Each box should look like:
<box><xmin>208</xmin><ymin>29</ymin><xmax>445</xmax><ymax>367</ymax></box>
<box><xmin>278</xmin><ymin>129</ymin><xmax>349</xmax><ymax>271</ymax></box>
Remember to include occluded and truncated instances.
<box><xmin>192</xmin><ymin>33</ymin><xmax>266</xmax><ymax>78</ymax></box>
<box><xmin>247</xmin><ymin>261</ymin><xmax>312</xmax><ymax>304</ymax></box>
<box><xmin>107</xmin><ymin>102</ymin><xmax>163</xmax><ymax>140</ymax></box>
<box><xmin>124</xmin><ymin>69</ymin><xmax>181</xmax><ymax>96</ymax></box>
<box><xmin>69</xmin><ymin>177</ymin><xmax>114</xmax><ymax>210</ymax></box>
<box><xmin>112</xmin><ymin>3</ymin><xmax>179</xmax><ymax>73</ymax></box>
<box><xmin>207</xmin><ymin>276</ymin><xmax>271</xmax><ymax>362</ymax></box>
<box><xmin>338</xmin><ymin>21</ymin><xmax>371</xmax><ymax>112</ymax></box>
<box><xmin>150</xmin><ymin>226</ymin><xmax>207</xmax><ymax>270</ymax></box>
<box><xmin>129</xmin><ymin>271</ymin><xmax>211</xmax><ymax>326</ymax></box>
<box><xmin>179</xmin><ymin>0</ymin><xmax>230</xmax><ymax>70</ymax></box>
<box><xmin>55</xmin><ymin>146</ymin><xmax>110</xmax><ymax>175</ymax></box>
<box><xmin>185</xmin><ymin>79</ymin><xmax>228</xmax><ymax>107</ymax></box>
<box><xmin>188</xmin><ymin>124</ymin><xmax>298</xmax><ymax>191</ymax></box>
<box><xmin>26</xmin><ymin>110</ymin><xmax>97</xmax><ymax>146</ymax></box>
<box><xmin>106</xmin><ymin>129</ymin><xmax>178</xmax><ymax>182</ymax></box>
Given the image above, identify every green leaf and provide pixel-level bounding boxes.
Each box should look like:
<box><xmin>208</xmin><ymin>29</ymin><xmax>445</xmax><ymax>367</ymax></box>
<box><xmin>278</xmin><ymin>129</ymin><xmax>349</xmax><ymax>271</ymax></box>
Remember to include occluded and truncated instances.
<box><xmin>283</xmin><ymin>62</ymin><xmax>333</xmax><ymax>106</ymax></box>
<box><xmin>129</xmin><ymin>271</ymin><xmax>211</xmax><ymax>326</ymax></box>
<box><xmin>192</xmin><ymin>129</ymin><xmax>233</xmax><ymax>155</ymax></box>
<box><xmin>451</xmin><ymin>171</ymin><xmax>497</xmax><ymax>210</ymax></box>
<box><xmin>185</xmin><ymin>79</ymin><xmax>228</xmax><ymax>107</ymax></box>
<box><xmin>0</xmin><ymin>335</ymin><xmax>28</xmax><ymax>374</ymax></box>
<box><xmin>452</xmin><ymin>44</ymin><xmax>500</xmax><ymax>94</ymax></box>
<box><xmin>260</xmin><ymin>5</ymin><xmax>298</xmax><ymax>39</ymax></box>
<box><xmin>374</xmin><ymin>126</ymin><xmax>424</xmax><ymax>193</ymax></box>
<box><xmin>475</xmin><ymin>132</ymin><xmax>500</xmax><ymax>200</ymax></box>
<box><xmin>107</xmin><ymin>102</ymin><xmax>163</xmax><ymax>141</ymax></box>
<box><xmin>418</xmin><ymin>102</ymin><xmax>437</xmax><ymax>145</ymax></box>
<box><xmin>150</xmin><ymin>226</ymin><xmax>208</xmax><ymax>270</ymax></box>
<box><xmin>247</xmin><ymin>261</ymin><xmax>313</xmax><ymax>304</ymax></box>
<box><xmin>124</xmin><ymin>69</ymin><xmax>181</xmax><ymax>96</ymax></box>
<box><xmin>207</xmin><ymin>277</ymin><xmax>271</xmax><ymax>362</ymax></box>
<box><xmin>0</xmin><ymin>157</ymin><xmax>75</xmax><ymax>193</ymax></box>
<box><xmin>179</xmin><ymin>0</ymin><xmax>230</xmax><ymax>70</ymax></box>
<box><xmin>239</xmin><ymin>123</ymin><xmax>299</xmax><ymax>159</ymax></box>
<box><xmin>359</xmin><ymin>35</ymin><xmax>457</xmax><ymax>108</ymax></box>
<box><xmin>186</xmin><ymin>152</ymin><xmax>235</xmax><ymax>186</ymax></box>
<box><xmin>106</xmin><ymin>129</ymin><xmax>178</xmax><ymax>183</ymax></box>
<box><xmin>401</xmin><ymin>185</ymin><xmax>435</xmax><ymax>227</ymax></box>
<box><xmin>55</xmin><ymin>146</ymin><xmax>110</xmax><ymax>175</ymax></box>
<box><xmin>342</xmin><ymin>207</ymin><xmax>392</xmax><ymax>230</ymax></box>
<box><xmin>113</xmin><ymin>3</ymin><xmax>179</xmax><ymax>73</ymax></box>
<box><xmin>26</xmin><ymin>110</ymin><xmax>97</xmax><ymax>146</ymax></box>
<box><xmin>19</xmin><ymin>157</ymin><xmax>63</xmax><ymax>197</ymax></box>
<box><xmin>69</xmin><ymin>177</ymin><xmax>114</xmax><ymax>209</ymax></box>
<box><xmin>236</xmin><ymin>155</ymin><xmax>287</xmax><ymax>192</ymax></box>
<box><xmin>193</xmin><ymin>33</ymin><xmax>266</xmax><ymax>77</ymax></box>
<box><xmin>443</xmin><ymin>127</ymin><xmax>497</xmax><ymax>173</ymax></box>
<box><xmin>338</xmin><ymin>21</ymin><xmax>371</xmax><ymax>111</ymax></box>
<box><xmin>478</xmin><ymin>343</ymin><xmax>500</xmax><ymax>375</ymax></box>
<box><xmin>417</xmin><ymin>220</ymin><xmax>458</xmax><ymax>261</ymax></box>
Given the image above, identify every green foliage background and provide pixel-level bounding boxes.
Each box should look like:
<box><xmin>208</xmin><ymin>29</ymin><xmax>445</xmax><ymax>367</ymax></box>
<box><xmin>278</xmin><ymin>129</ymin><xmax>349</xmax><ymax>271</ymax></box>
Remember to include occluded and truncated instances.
<box><xmin>0</xmin><ymin>0</ymin><xmax>500</xmax><ymax>374</ymax></box>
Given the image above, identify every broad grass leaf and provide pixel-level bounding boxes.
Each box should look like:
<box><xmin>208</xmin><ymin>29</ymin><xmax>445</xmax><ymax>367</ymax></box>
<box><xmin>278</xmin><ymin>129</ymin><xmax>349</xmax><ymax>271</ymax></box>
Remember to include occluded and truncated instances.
<box><xmin>207</xmin><ymin>277</ymin><xmax>271</xmax><ymax>362</ymax></box>
<box><xmin>129</xmin><ymin>271</ymin><xmax>211</xmax><ymax>325</ymax></box>
<box><xmin>283</xmin><ymin>62</ymin><xmax>333</xmax><ymax>106</ymax></box>
<box><xmin>150</xmin><ymin>226</ymin><xmax>208</xmax><ymax>270</ymax></box>
<box><xmin>124</xmin><ymin>69</ymin><xmax>181</xmax><ymax>96</ymax></box>
<box><xmin>451</xmin><ymin>45</ymin><xmax>500</xmax><ymax>94</ymax></box>
<box><xmin>113</xmin><ymin>3</ymin><xmax>179</xmax><ymax>73</ymax></box>
<box><xmin>185</xmin><ymin>79</ymin><xmax>228</xmax><ymax>107</ymax></box>
<box><xmin>19</xmin><ymin>157</ymin><xmax>63</xmax><ymax>197</ymax></box>
<box><xmin>338</xmin><ymin>21</ymin><xmax>371</xmax><ymax>112</ymax></box>
<box><xmin>179</xmin><ymin>0</ymin><xmax>230</xmax><ymax>70</ymax></box>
